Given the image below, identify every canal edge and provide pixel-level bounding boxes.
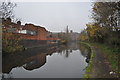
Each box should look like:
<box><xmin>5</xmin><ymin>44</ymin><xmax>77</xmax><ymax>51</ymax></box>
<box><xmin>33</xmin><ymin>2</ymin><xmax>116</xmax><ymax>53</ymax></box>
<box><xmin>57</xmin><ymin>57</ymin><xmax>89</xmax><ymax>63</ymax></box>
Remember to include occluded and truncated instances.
<box><xmin>79</xmin><ymin>42</ymin><xmax>94</xmax><ymax>78</ymax></box>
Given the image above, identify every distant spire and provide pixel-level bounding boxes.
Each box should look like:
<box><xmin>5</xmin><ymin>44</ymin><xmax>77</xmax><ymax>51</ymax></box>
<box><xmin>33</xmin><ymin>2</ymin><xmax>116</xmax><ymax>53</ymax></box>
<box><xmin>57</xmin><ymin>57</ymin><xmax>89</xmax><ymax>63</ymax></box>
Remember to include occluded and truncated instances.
<box><xmin>66</xmin><ymin>25</ymin><xmax>69</xmax><ymax>33</ymax></box>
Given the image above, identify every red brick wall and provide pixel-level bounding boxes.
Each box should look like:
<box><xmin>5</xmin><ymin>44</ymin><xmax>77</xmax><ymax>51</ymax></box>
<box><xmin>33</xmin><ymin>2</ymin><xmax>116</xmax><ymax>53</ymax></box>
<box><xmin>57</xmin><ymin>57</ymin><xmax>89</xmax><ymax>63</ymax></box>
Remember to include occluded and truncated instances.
<box><xmin>3</xmin><ymin>23</ymin><xmax>59</xmax><ymax>41</ymax></box>
<box><xmin>37</xmin><ymin>28</ymin><xmax>47</xmax><ymax>40</ymax></box>
<box><xmin>12</xmin><ymin>33</ymin><xmax>37</xmax><ymax>40</ymax></box>
<box><xmin>22</xmin><ymin>24</ymin><xmax>47</xmax><ymax>40</ymax></box>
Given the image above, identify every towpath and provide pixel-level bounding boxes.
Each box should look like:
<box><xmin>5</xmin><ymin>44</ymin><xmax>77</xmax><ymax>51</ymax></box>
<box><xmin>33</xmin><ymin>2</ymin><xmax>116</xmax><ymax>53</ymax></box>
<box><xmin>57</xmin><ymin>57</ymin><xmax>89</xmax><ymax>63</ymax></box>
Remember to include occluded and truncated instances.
<box><xmin>89</xmin><ymin>46</ymin><xmax>117</xmax><ymax>78</ymax></box>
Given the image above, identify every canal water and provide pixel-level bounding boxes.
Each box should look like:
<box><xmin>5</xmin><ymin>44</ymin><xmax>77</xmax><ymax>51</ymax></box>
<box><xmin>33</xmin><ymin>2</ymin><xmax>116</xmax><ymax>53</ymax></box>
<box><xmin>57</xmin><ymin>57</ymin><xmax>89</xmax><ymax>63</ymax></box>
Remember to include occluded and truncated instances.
<box><xmin>2</xmin><ymin>42</ymin><xmax>91</xmax><ymax>78</ymax></box>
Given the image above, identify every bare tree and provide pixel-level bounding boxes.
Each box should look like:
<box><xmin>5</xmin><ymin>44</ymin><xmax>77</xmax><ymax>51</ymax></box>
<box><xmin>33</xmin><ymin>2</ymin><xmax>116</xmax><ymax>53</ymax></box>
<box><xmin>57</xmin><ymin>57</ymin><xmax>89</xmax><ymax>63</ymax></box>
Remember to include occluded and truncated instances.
<box><xmin>0</xmin><ymin>2</ymin><xmax>16</xmax><ymax>19</ymax></box>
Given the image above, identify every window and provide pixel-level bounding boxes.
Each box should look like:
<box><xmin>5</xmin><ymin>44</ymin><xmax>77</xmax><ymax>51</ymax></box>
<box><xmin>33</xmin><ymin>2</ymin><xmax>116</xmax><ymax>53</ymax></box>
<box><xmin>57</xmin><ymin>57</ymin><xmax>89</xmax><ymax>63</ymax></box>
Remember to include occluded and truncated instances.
<box><xmin>27</xmin><ymin>30</ymin><xmax>36</xmax><ymax>35</ymax></box>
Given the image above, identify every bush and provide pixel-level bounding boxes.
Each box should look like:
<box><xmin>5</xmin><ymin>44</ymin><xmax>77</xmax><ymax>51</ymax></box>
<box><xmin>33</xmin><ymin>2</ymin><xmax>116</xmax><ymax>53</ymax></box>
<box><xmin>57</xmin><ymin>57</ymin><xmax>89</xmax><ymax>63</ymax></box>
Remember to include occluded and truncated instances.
<box><xmin>2</xmin><ymin>32</ymin><xmax>24</xmax><ymax>54</ymax></box>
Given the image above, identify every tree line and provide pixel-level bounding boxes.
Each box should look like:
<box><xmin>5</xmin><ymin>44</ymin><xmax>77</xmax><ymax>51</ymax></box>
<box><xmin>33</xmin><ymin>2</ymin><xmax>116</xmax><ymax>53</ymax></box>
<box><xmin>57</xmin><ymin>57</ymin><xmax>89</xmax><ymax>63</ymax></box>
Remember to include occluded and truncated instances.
<box><xmin>79</xmin><ymin>1</ymin><xmax>120</xmax><ymax>49</ymax></box>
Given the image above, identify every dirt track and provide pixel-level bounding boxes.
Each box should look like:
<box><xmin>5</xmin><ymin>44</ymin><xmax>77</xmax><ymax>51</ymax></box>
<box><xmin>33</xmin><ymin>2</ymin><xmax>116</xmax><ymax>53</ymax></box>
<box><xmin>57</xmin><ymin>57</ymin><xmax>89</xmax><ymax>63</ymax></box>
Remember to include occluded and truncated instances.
<box><xmin>89</xmin><ymin>46</ymin><xmax>117</xmax><ymax>78</ymax></box>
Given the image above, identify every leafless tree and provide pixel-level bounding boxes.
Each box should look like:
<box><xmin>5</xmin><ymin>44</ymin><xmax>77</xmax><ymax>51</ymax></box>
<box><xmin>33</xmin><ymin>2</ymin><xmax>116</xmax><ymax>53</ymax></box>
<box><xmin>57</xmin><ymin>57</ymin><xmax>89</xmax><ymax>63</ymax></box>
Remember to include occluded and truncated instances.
<box><xmin>0</xmin><ymin>2</ymin><xmax>16</xmax><ymax>19</ymax></box>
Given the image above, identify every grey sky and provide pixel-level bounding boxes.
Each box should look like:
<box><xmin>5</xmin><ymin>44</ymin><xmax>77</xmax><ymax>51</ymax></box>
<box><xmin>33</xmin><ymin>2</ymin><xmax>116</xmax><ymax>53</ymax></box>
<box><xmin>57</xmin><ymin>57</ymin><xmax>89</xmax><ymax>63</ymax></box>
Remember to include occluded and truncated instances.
<box><xmin>14</xmin><ymin>2</ymin><xmax>92</xmax><ymax>33</ymax></box>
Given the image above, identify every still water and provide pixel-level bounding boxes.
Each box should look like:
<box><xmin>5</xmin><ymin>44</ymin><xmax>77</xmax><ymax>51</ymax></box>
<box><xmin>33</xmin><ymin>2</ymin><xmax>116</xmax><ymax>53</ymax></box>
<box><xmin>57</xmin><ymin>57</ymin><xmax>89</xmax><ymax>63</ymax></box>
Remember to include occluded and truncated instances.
<box><xmin>2</xmin><ymin>42</ymin><xmax>91</xmax><ymax>78</ymax></box>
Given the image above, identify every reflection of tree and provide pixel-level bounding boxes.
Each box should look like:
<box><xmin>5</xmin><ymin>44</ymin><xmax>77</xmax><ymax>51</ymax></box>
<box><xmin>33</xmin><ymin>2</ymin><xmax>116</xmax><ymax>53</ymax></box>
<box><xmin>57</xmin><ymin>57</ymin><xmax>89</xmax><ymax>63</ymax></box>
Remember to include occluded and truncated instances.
<box><xmin>65</xmin><ymin>48</ymin><xmax>69</xmax><ymax>58</ymax></box>
<box><xmin>78</xmin><ymin>43</ymin><xmax>91</xmax><ymax>63</ymax></box>
<box><xmin>86</xmin><ymin>53</ymin><xmax>91</xmax><ymax>63</ymax></box>
<box><xmin>57</xmin><ymin>42</ymin><xmax>79</xmax><ymax>58</ymax></box>
<box><xmin>78</xmin><ymin>44</ymin><xmax>90</xmax><ymax>57</ymax></box>
<box><xmin>70</xmin><ymin>49</ymin><xmax>72</xmax><ymax>53</ymax></box>
<box><xmin>57</xmin><ymin>44</ymin><xmax>70</xmax><ymax>58</ymax></box>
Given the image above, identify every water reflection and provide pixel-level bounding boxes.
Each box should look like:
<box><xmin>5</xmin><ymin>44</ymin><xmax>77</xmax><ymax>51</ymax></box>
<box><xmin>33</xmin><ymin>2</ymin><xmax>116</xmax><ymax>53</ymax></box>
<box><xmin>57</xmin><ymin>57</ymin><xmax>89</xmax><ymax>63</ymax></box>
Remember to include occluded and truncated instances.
<box><xmin>23</xmin><ymin>53</ymin><xmax>46</xmax><ymax>71</ymax></box>
<box><xmin>2</xmin><ymin>42</ymin><xmax>91</xmax><ymax>78</ymax></box>
<box><xmin>3</xmin><ymin>46</ymin><xmax>58</xmax><ymax>73</ymax></box>
<box><xmin>78</xmin><ymin>43</ymin><xmax>91</xmax><ymax>63</ymax></box>
<box><xmin>57</xmin><ymin>42</ymin><xmax>78</xmax><ymax>58</ymax></box>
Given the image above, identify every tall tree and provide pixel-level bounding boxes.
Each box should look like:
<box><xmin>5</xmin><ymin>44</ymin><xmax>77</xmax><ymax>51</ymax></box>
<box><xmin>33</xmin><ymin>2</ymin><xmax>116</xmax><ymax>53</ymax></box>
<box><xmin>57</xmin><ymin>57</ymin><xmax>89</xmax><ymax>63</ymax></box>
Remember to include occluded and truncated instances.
<box><xmin>92</xmin><ymin>2</ymin><xmax>120</xmax><ymax>31</ymax></box>
<box><xmin>90</xmin><ymin>1</ymin><xmax>120</xmax><ymax>46</ymax></box>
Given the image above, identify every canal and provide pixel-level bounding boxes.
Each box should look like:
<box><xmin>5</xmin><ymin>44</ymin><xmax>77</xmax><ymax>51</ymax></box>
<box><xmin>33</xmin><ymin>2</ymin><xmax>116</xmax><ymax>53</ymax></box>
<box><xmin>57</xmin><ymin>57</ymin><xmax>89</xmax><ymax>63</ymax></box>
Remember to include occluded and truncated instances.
<box><xmin>2</xmin><ymin>42</ymin><xmax>91</xmax><ymax>78</ymax></box>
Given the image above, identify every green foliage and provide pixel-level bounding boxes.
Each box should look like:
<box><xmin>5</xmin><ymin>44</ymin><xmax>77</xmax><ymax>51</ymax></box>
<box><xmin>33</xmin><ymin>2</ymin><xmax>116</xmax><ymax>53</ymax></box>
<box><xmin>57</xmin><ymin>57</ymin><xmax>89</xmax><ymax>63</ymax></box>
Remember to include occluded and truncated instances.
<box><xmin>84</xmin><ymin>74</ymin><xmax>88</xmax><ymax>78</ymax></box>
<box><xmin>85</xmin><ymin>46</ymin><xmax>94</xmax><ymax>73</ymax></box>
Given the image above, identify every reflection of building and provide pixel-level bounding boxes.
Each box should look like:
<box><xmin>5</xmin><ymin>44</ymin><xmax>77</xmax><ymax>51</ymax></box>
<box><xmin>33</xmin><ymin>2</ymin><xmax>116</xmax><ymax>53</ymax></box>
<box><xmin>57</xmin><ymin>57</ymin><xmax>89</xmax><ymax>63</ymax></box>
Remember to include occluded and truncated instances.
<box><xmin>2</xmin><ymin>45</ymin><xmax>59</xmax><ymax>73</ymax></box>
<box><xmin>23</xmin><ymin>53</ymin><xmax>46</xmax><ymax>70</ymax></box>
<box><xmin>22</xmin><ymin>47</ymin><xmax>59</xmax><ymax>70</ymax></box>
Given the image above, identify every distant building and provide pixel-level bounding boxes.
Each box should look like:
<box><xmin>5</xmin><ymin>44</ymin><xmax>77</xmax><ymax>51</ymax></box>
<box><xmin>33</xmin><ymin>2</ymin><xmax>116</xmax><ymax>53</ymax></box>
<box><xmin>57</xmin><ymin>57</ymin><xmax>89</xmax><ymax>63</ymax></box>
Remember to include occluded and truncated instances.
<box><xmin>2</xmin><ymin>19</ymin><xmax>59</xmax><ymax>42</ymax></box>
<box><xmin>69</xmin><ymin>31</ymin><xmax>79</xmax><ymax>41</ymax></box>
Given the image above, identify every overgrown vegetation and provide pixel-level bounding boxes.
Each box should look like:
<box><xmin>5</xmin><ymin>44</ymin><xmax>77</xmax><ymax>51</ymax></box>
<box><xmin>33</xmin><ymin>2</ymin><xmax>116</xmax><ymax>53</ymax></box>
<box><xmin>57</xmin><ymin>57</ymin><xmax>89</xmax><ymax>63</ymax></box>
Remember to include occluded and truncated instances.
<box><xmin>79</xmin><ymin>1</ymin><xmax>120</xmax><ymax>76</ymax></box>
<box><xmin>79</xmin><ymin>1</ymin><xmax>120</xmax><ymax>47</ymax></box>
<box><xmin>2</xmin><ymin>32</ymin><xmax>24</xmax><ymax>54</ymax></box>
<box><xmin>1</xmin><ymin>2</ymin><xmax>24</xmax><ymax>54</ymax></box>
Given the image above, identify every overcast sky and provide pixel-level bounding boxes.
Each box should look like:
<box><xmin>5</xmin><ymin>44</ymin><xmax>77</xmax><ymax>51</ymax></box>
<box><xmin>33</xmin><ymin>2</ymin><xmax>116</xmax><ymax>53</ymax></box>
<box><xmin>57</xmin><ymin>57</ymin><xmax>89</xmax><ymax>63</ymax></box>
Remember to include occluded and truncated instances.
<box><xmin>14</xmin><ymin>2</ymin><xmax>92</xmax><ymax>33</ymax></box>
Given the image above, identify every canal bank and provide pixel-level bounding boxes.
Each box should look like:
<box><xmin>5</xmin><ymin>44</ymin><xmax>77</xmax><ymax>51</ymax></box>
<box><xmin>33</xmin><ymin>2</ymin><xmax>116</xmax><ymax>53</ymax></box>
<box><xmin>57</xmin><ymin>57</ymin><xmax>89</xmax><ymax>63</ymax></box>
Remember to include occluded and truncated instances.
<box><xmin>80</xmin><ymin>42</ymin><xmax>118</xmax><ymax>78</ymax></box>
<box><xmin>78</xmin><ymin>42</ymin><xmax>94</xmax><ymax>78</ymax></box>
<box><xmin>89</xmin><ymin>43</ymin><xmax>118</xmax><ymax>78</ymax></box>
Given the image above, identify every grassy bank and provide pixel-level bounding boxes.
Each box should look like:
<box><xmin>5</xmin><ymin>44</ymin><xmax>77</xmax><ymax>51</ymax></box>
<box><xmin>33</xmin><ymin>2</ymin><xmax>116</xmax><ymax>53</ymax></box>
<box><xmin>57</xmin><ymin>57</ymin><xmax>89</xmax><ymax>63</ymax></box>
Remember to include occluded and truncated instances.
<box><xmin>84</xmin><ymin>49</ymin><xmax>94</xmax><ymax>78</ymax></box>
<box><xmin>79</xmin><ymin>42</ymin><xmax>94</xmax><ymax>78</ymax></box>
<box><xmin>92</xmin><ymin>43</ymin><xmax>119</xmax><ymax>75</ymax></box>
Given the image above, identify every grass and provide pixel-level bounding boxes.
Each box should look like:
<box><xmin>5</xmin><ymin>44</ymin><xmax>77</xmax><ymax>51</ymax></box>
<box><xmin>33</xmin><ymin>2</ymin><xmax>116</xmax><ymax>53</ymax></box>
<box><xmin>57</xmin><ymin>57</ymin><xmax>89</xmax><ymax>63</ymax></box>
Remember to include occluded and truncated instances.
<box><xmin>93</xmin><ymin>43</ymin><xmax>119</xmax><ymax>74</ymax></box>
<box><xmin>84</xmin><ymin>46</ymin><xmax>94</xmax><ymax>78</ymax></box>
<box><xmin>79</xmin><ymin>42</ymin><xmax>94</xmax><ymax>78</ymax></box>
<box><xmin>86</xmin><ymin>51</ymin><xmax>94</xmax><ymax>73</ymax></box>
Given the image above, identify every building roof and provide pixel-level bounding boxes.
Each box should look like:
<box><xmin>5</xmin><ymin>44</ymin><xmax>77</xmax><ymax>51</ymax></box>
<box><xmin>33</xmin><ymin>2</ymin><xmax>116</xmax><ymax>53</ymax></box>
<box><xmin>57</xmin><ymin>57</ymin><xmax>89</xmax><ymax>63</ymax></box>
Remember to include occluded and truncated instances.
<box><xmin>23</xmin><ymin>24</ymin><xmax>48</xmax><ymax>32</ymax></box>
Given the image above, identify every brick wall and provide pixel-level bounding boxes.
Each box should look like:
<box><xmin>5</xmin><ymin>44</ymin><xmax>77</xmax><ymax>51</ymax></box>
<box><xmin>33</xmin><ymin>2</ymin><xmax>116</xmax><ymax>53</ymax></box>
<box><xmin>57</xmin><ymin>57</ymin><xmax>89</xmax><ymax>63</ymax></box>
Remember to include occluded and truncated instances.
<box><xmin>3</xmin><ymin>23</ymin><xmax>59</xmax><ymax>41</ymax></box>
<box><xmin>23</xmin><ymin>24</ymin><xmax>47</xmax><ymax>40</ymax></box>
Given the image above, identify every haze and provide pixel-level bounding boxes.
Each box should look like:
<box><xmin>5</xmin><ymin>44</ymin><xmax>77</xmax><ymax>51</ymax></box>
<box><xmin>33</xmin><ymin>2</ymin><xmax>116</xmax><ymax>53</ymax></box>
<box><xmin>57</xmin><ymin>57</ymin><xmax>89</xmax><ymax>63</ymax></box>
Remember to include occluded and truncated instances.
<box><xmin>14</xmin><ymin>2</ymin><xmax>92</xmax><ymax>33</ymax></box>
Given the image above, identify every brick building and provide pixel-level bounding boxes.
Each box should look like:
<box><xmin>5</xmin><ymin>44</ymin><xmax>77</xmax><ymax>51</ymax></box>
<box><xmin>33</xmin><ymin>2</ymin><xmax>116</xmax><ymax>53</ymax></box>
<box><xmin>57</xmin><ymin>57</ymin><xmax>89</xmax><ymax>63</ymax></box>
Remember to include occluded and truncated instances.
<box><xmin>2</xmin><ymin>19</ymin><xmax>59</xmax><ymax>41</ymax></box>
<box><xmin>20</xmin><ymin>24</ymin><xmax>48</xmax><ymax>40</ymax></box>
